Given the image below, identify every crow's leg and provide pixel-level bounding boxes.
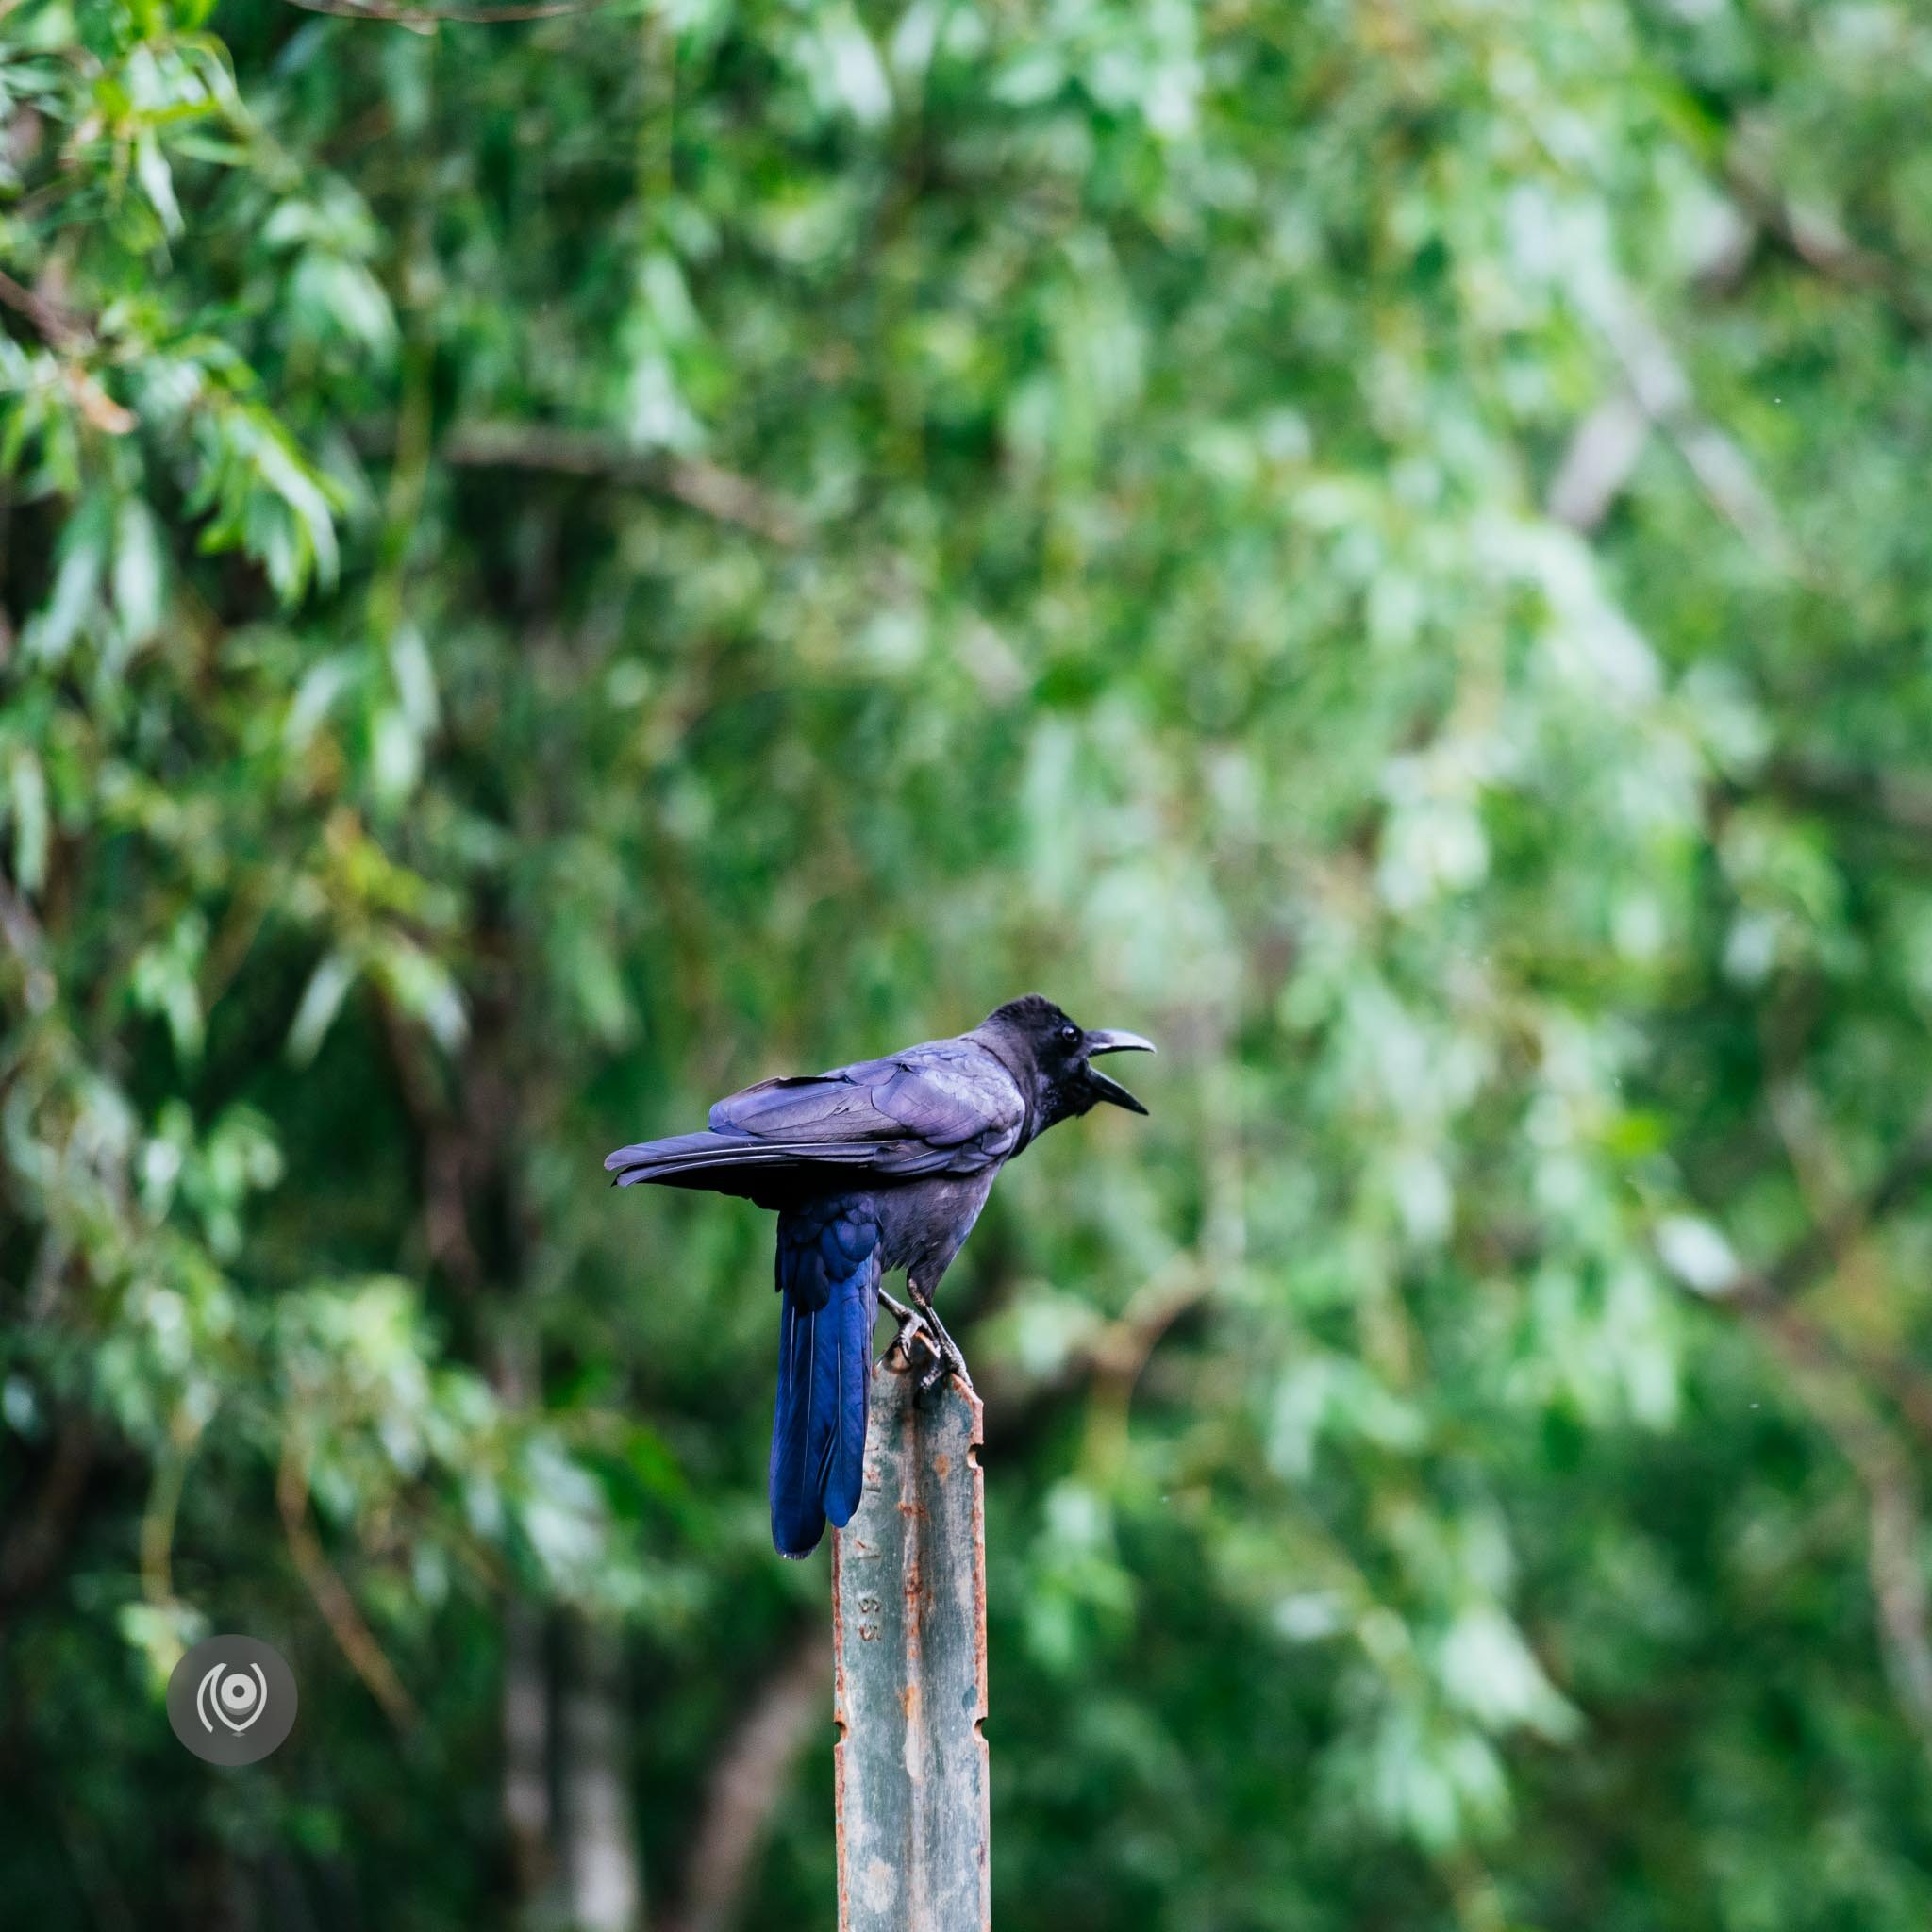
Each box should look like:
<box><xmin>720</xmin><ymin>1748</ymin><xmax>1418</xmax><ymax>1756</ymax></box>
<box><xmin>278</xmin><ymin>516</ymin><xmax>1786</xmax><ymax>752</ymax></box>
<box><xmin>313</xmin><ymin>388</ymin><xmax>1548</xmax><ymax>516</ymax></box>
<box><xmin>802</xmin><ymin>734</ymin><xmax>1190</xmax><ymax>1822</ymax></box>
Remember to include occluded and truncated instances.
<box><xmin>907</xmin><ymin>1277</ymin><xmax>974</xmax><ymax>1397</ymax></box>
<box><xmin>877</xmin><ymin>1288</ymin><xmax>941</xmax><ymax>1373</ymax></box>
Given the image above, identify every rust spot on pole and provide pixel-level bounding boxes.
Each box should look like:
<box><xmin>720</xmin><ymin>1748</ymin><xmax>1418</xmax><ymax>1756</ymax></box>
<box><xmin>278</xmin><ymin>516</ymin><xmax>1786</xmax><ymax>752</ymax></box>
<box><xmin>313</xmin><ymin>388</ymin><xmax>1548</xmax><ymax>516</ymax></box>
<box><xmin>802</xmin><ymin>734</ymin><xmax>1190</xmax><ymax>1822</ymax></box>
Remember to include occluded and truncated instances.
<box><xmin>832</xmin><ymin>1357</ymin><xmax>990</xmax><ymax>1932</ymax></box>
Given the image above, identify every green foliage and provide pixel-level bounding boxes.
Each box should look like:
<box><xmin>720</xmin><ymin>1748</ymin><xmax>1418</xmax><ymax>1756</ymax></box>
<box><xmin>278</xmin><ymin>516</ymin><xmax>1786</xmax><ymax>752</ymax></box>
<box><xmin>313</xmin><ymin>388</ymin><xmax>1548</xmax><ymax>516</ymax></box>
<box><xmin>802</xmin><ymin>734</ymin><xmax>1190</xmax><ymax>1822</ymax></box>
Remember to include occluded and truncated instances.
<box><xmin>5</xmin><ymin>0</ymin><xmax>1932</xmax><ymax>1927</ymax></box>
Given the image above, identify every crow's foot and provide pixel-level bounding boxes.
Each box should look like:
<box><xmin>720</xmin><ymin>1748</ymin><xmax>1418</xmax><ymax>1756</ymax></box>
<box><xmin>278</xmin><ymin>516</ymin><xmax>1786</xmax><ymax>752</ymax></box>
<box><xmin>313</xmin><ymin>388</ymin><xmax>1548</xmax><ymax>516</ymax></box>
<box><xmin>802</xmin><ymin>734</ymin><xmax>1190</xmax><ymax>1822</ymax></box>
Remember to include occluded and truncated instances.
<box><xmin>908</xmin><ymin>1281</ymin><xmax>974</xmax><ymax>1399</ymax></box>
<box><xmin>878</xmin><ymin>1286</ymin><xmax>972</xmax><ymax>1396</ymax></box>
<box><xmin>877</xmin><ymin>1289</ymin><xmax>939</xmax><ymax>1373</ymax></box>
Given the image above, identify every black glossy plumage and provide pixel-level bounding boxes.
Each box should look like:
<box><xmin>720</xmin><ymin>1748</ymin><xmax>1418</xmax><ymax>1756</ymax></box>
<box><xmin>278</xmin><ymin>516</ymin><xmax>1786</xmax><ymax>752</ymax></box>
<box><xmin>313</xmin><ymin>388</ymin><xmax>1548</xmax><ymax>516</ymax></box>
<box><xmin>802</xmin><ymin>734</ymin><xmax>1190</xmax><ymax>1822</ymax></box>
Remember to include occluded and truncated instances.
<box><xmin>605</xmin><ymin>995</ymin><xmax>1154</xmax><ymax>1557</ymax></box>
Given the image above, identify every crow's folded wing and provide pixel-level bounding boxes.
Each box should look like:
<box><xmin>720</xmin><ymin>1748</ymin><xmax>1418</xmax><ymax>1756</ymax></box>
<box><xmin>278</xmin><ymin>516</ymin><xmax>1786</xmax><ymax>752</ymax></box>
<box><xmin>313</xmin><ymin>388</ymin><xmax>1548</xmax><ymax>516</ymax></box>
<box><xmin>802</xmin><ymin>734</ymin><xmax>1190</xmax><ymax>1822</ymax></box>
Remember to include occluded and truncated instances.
<box><xmin>603</xmin><ymin>1038</ymin><xmax>1025</xmax><ymax>1191</ymax></box>
<box><xmin>707</xmin><ymin>1039</ymin><xmax>1025</xmax><ymax>1176</ymax></box>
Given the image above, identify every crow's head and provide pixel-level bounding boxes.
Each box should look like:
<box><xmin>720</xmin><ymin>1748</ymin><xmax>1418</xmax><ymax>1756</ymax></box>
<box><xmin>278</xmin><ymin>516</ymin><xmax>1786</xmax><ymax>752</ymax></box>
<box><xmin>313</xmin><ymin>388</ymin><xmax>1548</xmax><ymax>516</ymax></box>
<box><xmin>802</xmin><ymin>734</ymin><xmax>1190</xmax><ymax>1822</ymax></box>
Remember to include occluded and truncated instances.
<box><xmin>979</xmin><ymin>993</ymin><xmax>1156</xmax><ymax>1129</ymax></box>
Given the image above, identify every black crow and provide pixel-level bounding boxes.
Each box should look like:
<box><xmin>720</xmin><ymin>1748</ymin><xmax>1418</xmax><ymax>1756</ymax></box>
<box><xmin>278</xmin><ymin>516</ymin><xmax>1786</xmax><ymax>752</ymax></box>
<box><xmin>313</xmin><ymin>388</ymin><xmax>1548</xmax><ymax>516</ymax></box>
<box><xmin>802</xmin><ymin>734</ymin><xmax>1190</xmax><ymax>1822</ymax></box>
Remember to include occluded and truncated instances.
<box><xmin>605</xmin><ymin>995</ymin><xmax>1154</xmax><ymax>1557</ymax></box>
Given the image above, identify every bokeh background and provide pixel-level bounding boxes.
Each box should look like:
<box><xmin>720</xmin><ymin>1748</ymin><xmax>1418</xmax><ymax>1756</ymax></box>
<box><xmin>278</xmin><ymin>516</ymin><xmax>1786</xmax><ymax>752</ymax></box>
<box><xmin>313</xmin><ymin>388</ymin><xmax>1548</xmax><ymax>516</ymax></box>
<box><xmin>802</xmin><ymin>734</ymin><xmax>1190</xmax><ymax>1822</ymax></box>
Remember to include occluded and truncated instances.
<box><xmin>7</xmin><ymin>0</ymin><xmax>1932</xmax><ymax>1926</ymax></box>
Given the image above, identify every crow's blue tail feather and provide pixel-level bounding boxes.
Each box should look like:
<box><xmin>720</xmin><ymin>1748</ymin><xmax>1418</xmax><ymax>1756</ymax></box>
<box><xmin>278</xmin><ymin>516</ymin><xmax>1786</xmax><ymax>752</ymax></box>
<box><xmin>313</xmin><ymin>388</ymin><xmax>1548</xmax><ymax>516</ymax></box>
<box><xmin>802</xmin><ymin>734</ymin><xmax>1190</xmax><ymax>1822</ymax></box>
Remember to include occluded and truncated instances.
<box><xmin>770</xmin><ymin>1205</ymin><xmax>880</xmax><ymax>1558</ymax></box>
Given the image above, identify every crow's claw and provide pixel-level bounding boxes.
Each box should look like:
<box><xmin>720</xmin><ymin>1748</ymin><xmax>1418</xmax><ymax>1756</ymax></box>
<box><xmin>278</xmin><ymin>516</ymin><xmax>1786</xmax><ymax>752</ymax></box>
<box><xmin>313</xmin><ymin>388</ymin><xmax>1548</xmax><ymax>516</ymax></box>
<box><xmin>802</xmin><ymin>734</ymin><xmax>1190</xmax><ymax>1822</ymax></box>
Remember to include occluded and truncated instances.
<box><xmin>908</xmin><ymin>1281</ymin><xmax>974</xmax><ymax>1400</ymax></box>
<box><xmin>877</xmin><ymin>1286</ymin><xmax>972</xmax><ymax>1395</ymax></box>
<box><xmin>877</xmin><ymin>1288</ymin><xmax>938</xmax><ymax>1374</ymax></box>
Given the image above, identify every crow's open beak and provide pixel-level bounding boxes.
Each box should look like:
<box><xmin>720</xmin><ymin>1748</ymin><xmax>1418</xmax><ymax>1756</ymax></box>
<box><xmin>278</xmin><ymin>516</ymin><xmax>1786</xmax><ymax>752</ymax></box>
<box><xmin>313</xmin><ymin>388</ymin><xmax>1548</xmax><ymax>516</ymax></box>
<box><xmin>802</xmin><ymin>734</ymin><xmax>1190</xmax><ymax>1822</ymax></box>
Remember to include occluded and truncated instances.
<box><xmin>1082</xmin><ymin>1028</ymin><xmax>1156</xmax><ymax>1115</ymax></box>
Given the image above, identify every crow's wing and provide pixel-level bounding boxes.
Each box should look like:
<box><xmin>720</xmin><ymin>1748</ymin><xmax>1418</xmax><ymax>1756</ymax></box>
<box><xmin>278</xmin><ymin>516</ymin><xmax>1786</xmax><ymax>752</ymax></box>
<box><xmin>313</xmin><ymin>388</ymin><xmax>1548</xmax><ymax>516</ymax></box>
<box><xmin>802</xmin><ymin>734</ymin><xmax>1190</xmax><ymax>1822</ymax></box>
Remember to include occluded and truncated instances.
<box><xmin>709</xmin><ymin>1040</ymin><xmax>1024</xmax><ymax>1174</ymax></box>
<box><xmin>604</xmin><ymin>1036</ymin><xmax>1025</xmax><ymax>1190</ymax></box>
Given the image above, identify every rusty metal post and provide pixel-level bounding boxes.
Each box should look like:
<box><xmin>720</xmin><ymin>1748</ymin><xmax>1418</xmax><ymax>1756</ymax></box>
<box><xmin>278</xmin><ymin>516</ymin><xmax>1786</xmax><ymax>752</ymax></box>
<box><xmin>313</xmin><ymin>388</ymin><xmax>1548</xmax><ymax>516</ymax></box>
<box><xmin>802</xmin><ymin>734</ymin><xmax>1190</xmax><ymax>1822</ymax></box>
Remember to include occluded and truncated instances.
<box><xmin>831</xmin><ymin>1356</ymin><xmax>990</xmax><ymax>1932</ymax></box>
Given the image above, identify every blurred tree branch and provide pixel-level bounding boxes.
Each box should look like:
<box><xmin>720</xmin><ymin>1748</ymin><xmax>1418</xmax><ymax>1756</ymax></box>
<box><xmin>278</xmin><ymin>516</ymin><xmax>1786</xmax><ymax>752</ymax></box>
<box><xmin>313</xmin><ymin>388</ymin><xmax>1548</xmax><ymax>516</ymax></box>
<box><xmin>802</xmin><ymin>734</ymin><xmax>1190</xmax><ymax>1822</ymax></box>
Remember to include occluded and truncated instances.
<box><xmin>282</xmin><ymin>0</ymin><xmax>608</xmax><ymax>24</ymax></box>
<box><xmin>1679</xmin><ymin>1108</ymin><xmax>1932</xmax><ymax>1754</ymax></box>
<box><xmin>1549</xmin><ymin>286</ymin><xmax>1793</xmax><ymax>570</ymax></box>
<box><xmin>276</xmin><ymin>1440</ymin><xmax>421</xmax><ymax>1732</ymax></box>
<box><xmin>1757</xmin><ymin>756</ymin><xmax>1932</xmax><ymax>843</ymax></box>
<box><xmin>1745</xmin><ymin>1304</ymin><xmax>1932</xmax><ymax>1755</ymax></box>
<box><xmin>437</xmin><ymin>423</ymin><xmax>803</xmax><ymax>544</ymax></box>
<box><xmin>1690</xmin><ymin>1106</ymin><xmax>1932</xmax><ymax>1444</ymax></box>
<box><xmin>1740</xmin><ymin>1114</ymin><xmax>1932</xmax><ymax>1307</ymax></box>
<box><xmin>1724</xmin><ymin>152</ymin><xmax>1932</xmax><ymax>337</ymax></box>
<box><xmin>979</xmin><ymin>1257</ymin><xmax>1213</xmax><ymax>1473</ymax></box>
<box><xmin>0</xmin><ymin>268</ymin><xmax>90</xmax><ymax>352</ymax></box>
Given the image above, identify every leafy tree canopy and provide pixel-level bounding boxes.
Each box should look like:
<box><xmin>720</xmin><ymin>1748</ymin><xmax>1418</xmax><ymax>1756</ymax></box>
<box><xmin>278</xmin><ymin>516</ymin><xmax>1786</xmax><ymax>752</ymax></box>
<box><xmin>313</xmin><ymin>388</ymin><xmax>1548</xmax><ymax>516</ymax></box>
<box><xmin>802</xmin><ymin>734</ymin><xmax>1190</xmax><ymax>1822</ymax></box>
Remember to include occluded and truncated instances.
<box><xmin>6</xmin><ymin>1</ymin><xmax>1932</xmax><ymax>1927</ymax></box>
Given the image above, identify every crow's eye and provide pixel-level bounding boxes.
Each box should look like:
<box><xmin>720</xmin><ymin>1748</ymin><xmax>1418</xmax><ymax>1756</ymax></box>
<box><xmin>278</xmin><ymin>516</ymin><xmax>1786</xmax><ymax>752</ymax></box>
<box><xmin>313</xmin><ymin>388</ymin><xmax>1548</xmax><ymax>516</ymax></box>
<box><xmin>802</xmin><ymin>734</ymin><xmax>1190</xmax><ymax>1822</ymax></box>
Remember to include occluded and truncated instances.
<box><xmin>1060</xmin><ymin>1024</ymin><xmax>1079</xmax><ymax>1044</ymax></box>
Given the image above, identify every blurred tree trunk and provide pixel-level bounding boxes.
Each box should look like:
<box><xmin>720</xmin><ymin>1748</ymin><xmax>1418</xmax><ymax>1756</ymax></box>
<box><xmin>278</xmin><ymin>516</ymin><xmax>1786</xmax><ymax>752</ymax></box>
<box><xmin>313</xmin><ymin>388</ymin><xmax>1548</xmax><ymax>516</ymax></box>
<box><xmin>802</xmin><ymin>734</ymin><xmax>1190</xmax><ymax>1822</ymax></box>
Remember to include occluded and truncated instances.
<box><xmin>502</xmin><ymin>1594</ymin><xmax>554</xmax><ymax>1901</ymax></box>
<box><xmin>492</xmin><ymin>1318</ymin><xmax>554</xmax><ymax>1905</ymax></box>
<box><xmin>560</xmin><ymin>1615</ymin><xmax>643</xmax><ymax>1932</ymax></box>
<box><xmin>390</xmin><ymin>960</ymin><xmax>592</xmax><ymax>1919</ymax></box>
<box><xmin>665</xmin><ymin>1625</ymin><xmax>828</xmax><ymax>1932</ymax></box>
